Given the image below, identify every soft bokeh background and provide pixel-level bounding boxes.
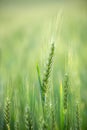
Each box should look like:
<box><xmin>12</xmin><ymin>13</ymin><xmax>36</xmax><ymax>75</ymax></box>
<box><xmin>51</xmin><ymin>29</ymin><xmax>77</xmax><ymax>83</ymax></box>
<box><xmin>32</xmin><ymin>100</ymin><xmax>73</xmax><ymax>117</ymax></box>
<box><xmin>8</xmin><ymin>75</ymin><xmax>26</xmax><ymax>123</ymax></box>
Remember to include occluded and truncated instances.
<box><xmin>0</xmin><ymin>0</ymin><xmax>87</xmax><ymax>130</ymax></box>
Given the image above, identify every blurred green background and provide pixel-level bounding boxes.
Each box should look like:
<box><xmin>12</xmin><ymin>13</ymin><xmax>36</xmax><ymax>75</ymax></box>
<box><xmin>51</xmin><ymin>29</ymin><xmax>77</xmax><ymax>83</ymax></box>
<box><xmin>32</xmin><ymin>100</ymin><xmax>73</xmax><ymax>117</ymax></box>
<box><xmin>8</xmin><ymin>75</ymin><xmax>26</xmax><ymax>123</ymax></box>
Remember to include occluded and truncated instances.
<box><xmin>0</xmin><ymin>1</ymin><xmax>87</xmax><ymax>130</ymax></box>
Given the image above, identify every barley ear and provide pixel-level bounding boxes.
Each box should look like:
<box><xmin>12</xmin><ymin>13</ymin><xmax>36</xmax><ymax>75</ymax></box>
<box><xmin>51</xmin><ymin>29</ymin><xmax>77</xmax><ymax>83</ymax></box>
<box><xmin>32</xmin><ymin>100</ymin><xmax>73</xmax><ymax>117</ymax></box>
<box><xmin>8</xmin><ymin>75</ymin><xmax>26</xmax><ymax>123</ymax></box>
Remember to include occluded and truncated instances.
<box><xmin>15</xmin><ymin>121</ymin><xmax>20</xmax><ymax>130</ymax></box>
<box><xmin>25</xmin><ymin>106</ymin><xmax>33</xmax><ymax>130</ymax></box>
<box><xmin>4</xmin><ymin>98</ymin><xmax>10</xmax><ymax>130</ymax></box>
<box><xmin>41</xmin><ymin>42</ymin><xmax>55</xmax><ymax>108</ymax></box>
<box><xmin>63</xmin><ymin>73</ymin><xmax>69</xmax><ymax>111</ymax></box>
<box><xmin>51</xmin><ymin>105</ymin><xmax>56</xmax><ymax>130</ymax></box>
<box><xmin>0</xmin><ymin>103</ymin><xmax>4</xmax><ymax>130</ymax></box>
<box><xmin>63</xmin><ymin>73</ymin><xmax>69</xmax><ymax>130</ymax></box>
<box><xmin>75</xmin><ymin>102</ymin><xmax>80</xmax><ymax>130</ymax></box>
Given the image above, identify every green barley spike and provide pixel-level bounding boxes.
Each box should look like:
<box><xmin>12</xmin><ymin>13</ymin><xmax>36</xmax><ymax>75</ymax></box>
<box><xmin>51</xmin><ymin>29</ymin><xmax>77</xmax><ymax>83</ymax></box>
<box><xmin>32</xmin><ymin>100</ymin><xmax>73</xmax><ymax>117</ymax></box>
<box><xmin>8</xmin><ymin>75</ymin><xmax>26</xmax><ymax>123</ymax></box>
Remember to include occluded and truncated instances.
<box><xmin>51</xmin><ymin>106</ymin><xmax>56</xmax><ymax>130</ymax></box>
<box><xmin>75</xmin><ymin>102</ymin><xmax>80</xmax><ymax>130</ymax></box>
<box><xmin>4</xmin><ymin>98</ymin><xmax>10</xmax><ymax>130</ymax></box>
<box><xmin>39</xmin><ymin>116</ymin><xmax>47</xmax><ymax>130</ymax></box>
<box><xmin>63</xmin><ymin>73</ymin><xmax>69</xmax><ymax>110</ymax></box>
<box><xmin>42</xmin><ymin>43</ymin><xmax>55</xmax><ymax>88</ymax></box>
<box><xmin>15</xmin><ymin>121</ymin><xmax>20</xmax><ymax>130</ymax></box>
<box><xmin>41</xmin><ymin>42</ymin><xmax>55</xmax><ymax>106</ymax></box>
<box><xmin>25</xmin><ymin>106</ymin><xmax>33</xmax><ymax>130</ymax></box>
<box><xmin>0</xmin><ymin>104</ymin><xmax>4</xmax><ymax>130</ymax></box>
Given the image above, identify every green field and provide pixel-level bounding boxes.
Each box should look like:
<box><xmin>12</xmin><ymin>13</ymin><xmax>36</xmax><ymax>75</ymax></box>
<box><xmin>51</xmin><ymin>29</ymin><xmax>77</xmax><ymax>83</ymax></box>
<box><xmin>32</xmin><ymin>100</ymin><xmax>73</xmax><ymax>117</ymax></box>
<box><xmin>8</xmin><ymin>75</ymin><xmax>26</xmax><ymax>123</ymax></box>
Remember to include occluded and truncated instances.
<box><xmin>0</xmin><ymin>2</ymin><xmax>87</xmax><ymax>130</ymax></box>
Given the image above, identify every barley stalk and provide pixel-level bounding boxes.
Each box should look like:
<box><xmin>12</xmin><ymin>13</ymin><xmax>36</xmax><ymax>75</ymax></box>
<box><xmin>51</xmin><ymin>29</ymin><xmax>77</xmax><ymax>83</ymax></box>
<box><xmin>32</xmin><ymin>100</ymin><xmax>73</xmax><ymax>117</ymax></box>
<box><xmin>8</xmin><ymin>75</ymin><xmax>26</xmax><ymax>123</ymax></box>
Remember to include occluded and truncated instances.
<box><xmin>60</xmin><ymin>82</ymin><xmax>63</xmax><ymax>130</ymax></box>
